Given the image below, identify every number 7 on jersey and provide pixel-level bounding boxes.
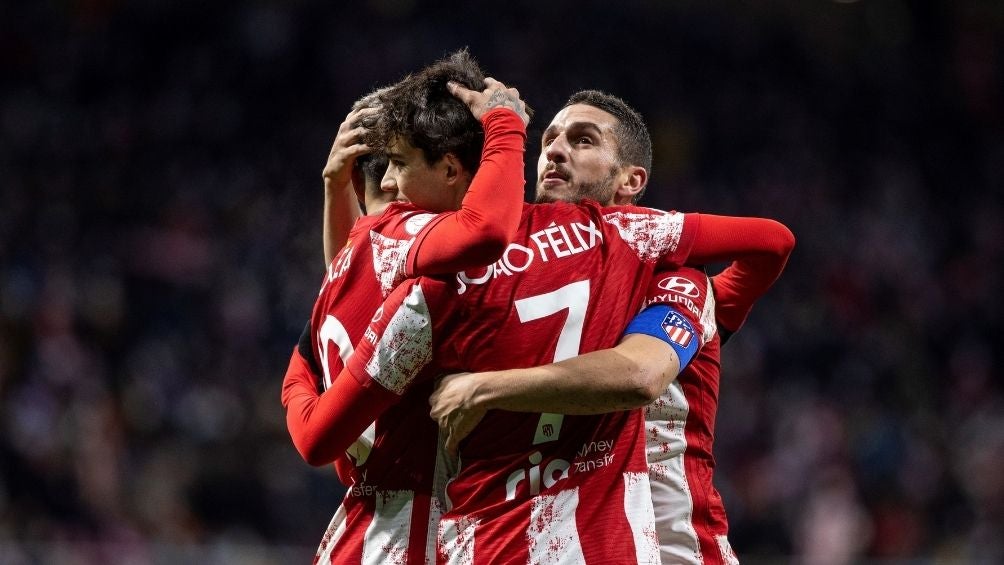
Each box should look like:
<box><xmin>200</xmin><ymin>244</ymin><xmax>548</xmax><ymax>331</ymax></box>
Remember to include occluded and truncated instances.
<box><xmin>514</xmin><ymin>279</ymin><xmax>590</xmax><ymax>445</ymax></box>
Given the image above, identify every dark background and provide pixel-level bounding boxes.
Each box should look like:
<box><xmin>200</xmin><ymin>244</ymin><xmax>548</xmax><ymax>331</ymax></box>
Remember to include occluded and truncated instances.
<box><xmin>1</xmin><ymin>0</ymin><xmax>1001</xmax><ymax>562</ymax></box>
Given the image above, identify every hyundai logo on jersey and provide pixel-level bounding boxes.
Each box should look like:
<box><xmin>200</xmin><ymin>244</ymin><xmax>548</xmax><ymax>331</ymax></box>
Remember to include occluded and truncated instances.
<box><xmin>656</xmin><ymin>276</ymin><xmax>701</xmax><ymax>297</ymax></box>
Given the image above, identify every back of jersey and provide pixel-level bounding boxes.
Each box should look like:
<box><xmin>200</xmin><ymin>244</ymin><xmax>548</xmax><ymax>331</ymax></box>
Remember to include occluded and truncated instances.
<box><xmin>306</xmin><ymin>208</ymin><xmax>445</xmax><ymax>565</ymax></box>
<box><xmin>311</xmin><ymin>210</ymin><xmax>417</xmax><ymax>458</ymax></box>
<box><xmin>418</xmin><ymin>200</ymin><xmax>697</xmax><ymax>564</ymax></box>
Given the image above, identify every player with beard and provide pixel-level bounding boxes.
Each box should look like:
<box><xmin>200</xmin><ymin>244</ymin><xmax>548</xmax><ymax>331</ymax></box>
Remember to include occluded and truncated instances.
<box><xmin>428</xmin><ymin>90</ymin><xmax>794</xmax><ymax>564</ymax></box>
<box><xmin>285</xmin><ymin>81</ymin><xmax>792</xmax><ymax>561</ymax></box>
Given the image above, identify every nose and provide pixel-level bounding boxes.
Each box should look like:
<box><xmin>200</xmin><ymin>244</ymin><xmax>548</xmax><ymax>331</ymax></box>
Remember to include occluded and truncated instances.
<box><xmin>544</xmin><ymin>134</ymin><xmax>569</xmax><ymax>163</ymax></box>
<box><xmin>380</xmin><ymin>170</ymin><xmax>396</xmax><ymax>191</ymax></box>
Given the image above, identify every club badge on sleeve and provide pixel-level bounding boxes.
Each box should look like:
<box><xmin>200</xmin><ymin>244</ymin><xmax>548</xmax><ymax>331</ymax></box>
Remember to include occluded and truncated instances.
<box><xmin>660</xmin><ymin>311</ymin><xmax>695</xmax><ymax>348</ymax></box>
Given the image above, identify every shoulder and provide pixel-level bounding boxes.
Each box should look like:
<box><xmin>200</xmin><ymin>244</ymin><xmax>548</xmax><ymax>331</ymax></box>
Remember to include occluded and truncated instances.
<box><xmin>594</xmin><ymin>205</ymin><xmax>689</xmax><ymax>262</ymax></box>
<box><xmin>600</xmin><ymin>204</ymin><xmax>685</xmax><ymax>223</ymax></box>
<box><xmin>372</xmin><ymin>203</ymin><xmax>441</xmax><ymax>238</ymax></box>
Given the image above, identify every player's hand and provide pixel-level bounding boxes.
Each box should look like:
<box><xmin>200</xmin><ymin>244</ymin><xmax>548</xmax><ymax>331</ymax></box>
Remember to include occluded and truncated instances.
<box><xmin>447</xmin><ymin>77</ymin><xmax>530</xmax><ymax>126</ymax></box>
<box><xmin>429</xmin><ymin>372</ymin><xmax>487</xmax><ymax>455</ymax></box>
<box><xmin>322</xmin><ymin>106</ymin><xmax>379</xmax><ymax>190</ymax></box>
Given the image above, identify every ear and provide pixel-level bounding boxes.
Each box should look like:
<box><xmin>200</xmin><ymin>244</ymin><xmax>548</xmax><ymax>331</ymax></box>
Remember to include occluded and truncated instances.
<box><xmin>441</xmin><ymin>153</ymin><xmax>469</xmax><ymax>187</ymax></box>
<box><xmin>613</xmin><ymin>165</ymin><xmax>647</xmax><ymax>205</ymax></box>
<box><xmin>350</xmin><ymin>166</ymin><xmax>367</xmax><ymax>206</ymax></box>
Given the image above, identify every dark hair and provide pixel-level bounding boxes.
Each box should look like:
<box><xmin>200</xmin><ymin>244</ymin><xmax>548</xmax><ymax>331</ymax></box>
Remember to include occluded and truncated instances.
<box><xmin>350</xmin><ymin>87</ymin><xmax>391</xmax><ymax>185</ymax></box>
<box><xmin>380</xmin><ymin>49</ymin><xmax>486</xmax><ymax>172</ymax></box>
<box><xmin>564</xmin><ymin>90</ymin><xmax>653</xmax><ymax>202</ymax></box>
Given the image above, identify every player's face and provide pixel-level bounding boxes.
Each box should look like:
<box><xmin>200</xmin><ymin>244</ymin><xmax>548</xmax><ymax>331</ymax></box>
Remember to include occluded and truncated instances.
<box><xmin>382</xmin><ymin>136</ymin><xmax>461</xmax><ymax>213</ymax></box>
<box><xmin>535</xmin><ymin>104</ymin><xmax>624</xmax><ymax>205</ymax></box>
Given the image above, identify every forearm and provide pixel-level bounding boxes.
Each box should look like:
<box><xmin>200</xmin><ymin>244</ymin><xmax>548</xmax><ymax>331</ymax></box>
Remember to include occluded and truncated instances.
<box><xmin>688</xmin><ymin>215</ymin><xmax>795</xmax><ymax>264</ymax></box>
<box><xmin>711</xmin><ymin>254</ymin><xmax>786</xmax><ymax>332</ymax></box>
<box><xmin>281</xmin><ymin>349</ymin><xmax>386</xmax><ymax>466</ymax></box>
<box><xmin>322</xmin><ymin>178</ymin><xmax>362</xmax><ymax>265</ymax></box>
<box><xmin>467</xmin><ymin>335</ymin><xmax>678</xmax><ymax>415</ymax></box>
<box><xmin>708</xmin><ymin>222</ymin><xmax>794</xmax><ymax>332</ymax></box>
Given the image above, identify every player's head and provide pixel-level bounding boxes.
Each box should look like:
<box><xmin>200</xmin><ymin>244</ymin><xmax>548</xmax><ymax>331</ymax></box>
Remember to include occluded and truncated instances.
<box><xmin>379</xmin><ymin>48</ymin><xmax>486</xmax><ymax>212</ymax></box>
<box><xmin>350</xmin><ymin>87</ymin><xmax>393</xmax><ymax>208</ymax></box>
<box><xmin>535</xmin><ymin>90</ymin><xmax>652</xmax><ymax>206</ymax></box>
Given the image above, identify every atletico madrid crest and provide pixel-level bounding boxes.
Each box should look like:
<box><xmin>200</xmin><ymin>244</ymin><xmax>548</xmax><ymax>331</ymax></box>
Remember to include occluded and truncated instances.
<box><xmin>660</xmin><ymin>311</ymin><xmax>694</xmax><ymax>347</ymax></box>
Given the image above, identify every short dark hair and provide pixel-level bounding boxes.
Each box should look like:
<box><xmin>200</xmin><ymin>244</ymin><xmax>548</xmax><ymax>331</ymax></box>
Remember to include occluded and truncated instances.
<box><xmin>564</xmin><ymin>90</ymin><xmax>652</xmax><ymax>202</ymax></box>
<box><xmin>350</xmin><ymin>87</ymin><xmax>391</xmax><ymax>185</ymax></box>
<box><xmin>380</xmin><ymin>49</ymin><xmax>487</xmax><ymax>172</ymax></box>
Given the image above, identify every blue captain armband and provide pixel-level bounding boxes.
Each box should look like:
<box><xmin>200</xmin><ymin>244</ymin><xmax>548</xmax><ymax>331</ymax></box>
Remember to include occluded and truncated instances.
<box><xmin>623</xmin><ymin>305</ymin><xmax>699</xmax><ymax>368</ymax></box>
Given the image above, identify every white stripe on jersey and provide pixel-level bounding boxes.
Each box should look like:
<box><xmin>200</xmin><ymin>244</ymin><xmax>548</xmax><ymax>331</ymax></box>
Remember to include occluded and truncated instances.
<box><xmin>602</xmin><ymin>210</ymin><xmax>686</xmax><ymax>262</ymax></box>
<box><xmin>425</xmin><ymin>498</ymin><xmax>444</xmax><ymax>565</ymax></box>
<box><xmin>528</xmin><ymin>488</ymin><xmax>586</xmax><ymax>564</ymax></box>
<box><xmin>315</xmin><ymin>502</ymin><xmax>347</xmax><ymax>564</ymax></box>
<box><xmin>699</xmin><ymin>277</ymin><xmax>717</xmax><ymax>344</ymax></box>
<box><xmin>645</xmin><ymin>380</ymin><xmax>690</xmax><ymax>462</ymax></box>
<box><xmin>649</xmin><ymin>457</ymin><xmax>702</xmax><ymax>564</ymax></box>
<box><xmin>647</xmin><ymin>380</ymin><xmax>702</xmax><ymax>564</ymax></box>
<box><xmin>716</xmin><ymin>534</ymin><xmax>741</xmax><ymax>565</ymax></box>
<box><xmin>346</xmin><ymin>421</ymin><xmax>376</xmax><ymax>467</ymax></box>
<box><xmin>426</xmin><ymin>424</ymin><xmax>458</xmax><ymax>565</ymax></box>
<box><xmin>438</xmin><ymin>515</ymin><xmax>478</xmax><ymax>565</ymax></box>
<box><xmin>364</xmin><ymin>284</ymin><xmax>432</xmax><ymax>394</ymax></box>
<box><xmin>363</xmin><ymin>490</ymin><xmax>414</xmax><ymax>565</ymax></box>
<box><xmin>624</xmin><ymin>472</ymin><xmax>661</xmax><ymax>564</ymax></box>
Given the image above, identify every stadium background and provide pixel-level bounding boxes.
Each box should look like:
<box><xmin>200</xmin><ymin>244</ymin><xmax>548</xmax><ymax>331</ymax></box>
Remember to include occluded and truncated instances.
<box><xmin>1</xmin><ymin>0</ymin><xmax>1001</xmax><ymax>562</ymax></box>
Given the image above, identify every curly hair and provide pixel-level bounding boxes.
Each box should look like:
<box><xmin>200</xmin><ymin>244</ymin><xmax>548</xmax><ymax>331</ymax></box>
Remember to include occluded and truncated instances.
<box><xmin>379</xmin><ymin>49</ymin><xmax>487</xmax><ymax>172</ymax></box>
<box><xmin>564</xmin><ymin>90</ymin><xmax>652</xmax><ymax>203</ymax></box>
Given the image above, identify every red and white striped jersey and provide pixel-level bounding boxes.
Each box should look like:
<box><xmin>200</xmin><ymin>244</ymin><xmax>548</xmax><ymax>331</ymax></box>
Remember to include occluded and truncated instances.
<box><xmin>281</xmin><ymin>108</ymin><xmax>528</xmax><ymax>564</ymax></box>
<box><xmin>340</xmin><ymin>201</ymin><xmax>702</xmax><ymax>564</ymax></box>
<box><xmin>310</xmin><ymin>204</ymin><xmax>440</xmax><ymax>471</ymax></box>
<box><xmin>641</xmin><ymin>269</ymin><xmax>739</xmax><ymax>565</ymax></box>
<box><xmin>303</xmin><ymin>205</ymin><xmax>466</xmax><ymax>565</ymax></box>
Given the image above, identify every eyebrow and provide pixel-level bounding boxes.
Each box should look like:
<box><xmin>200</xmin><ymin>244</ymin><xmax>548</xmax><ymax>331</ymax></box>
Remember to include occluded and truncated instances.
<box><xmin>542</xmin><ymin>121</ymin><xmax>604</xmax><ymax>140</ymax></box>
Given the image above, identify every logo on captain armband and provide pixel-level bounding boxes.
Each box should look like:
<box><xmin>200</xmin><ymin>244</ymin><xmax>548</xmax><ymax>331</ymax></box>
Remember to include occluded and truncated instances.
<box><xmin>661</xmin><ymin>311</ymin><xmax>695</xmax><ymax>348</ymax></box>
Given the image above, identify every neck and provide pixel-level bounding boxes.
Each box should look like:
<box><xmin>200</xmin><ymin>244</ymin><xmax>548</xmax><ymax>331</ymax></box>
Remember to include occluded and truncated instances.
<box><xmin>364</xmin><ymin>198</ymin><xmax>397</xmax><ymax>216</ymax></box>
<box><xmin>367</xmin><ymin>191</ymin><xmax>401</xmax><ymax>215</ymax></box>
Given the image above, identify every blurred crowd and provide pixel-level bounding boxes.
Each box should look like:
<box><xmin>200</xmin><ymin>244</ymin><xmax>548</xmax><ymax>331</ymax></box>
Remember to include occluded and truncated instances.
<box><xmin>1</xmin><ymin>1</ymin><xmax>1001</xmax><ymax>563</ymax></box>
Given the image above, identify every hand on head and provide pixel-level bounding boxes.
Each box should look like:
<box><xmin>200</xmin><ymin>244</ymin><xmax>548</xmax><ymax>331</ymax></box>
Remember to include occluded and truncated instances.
<box><xmin>447</xmin><ymin>77</ymin><xmax>531</xmax><ymax>126</ymax></box>
<box><xmin>322</xmin><ymin>105</ymin><xmax>380</xmax><ymax>184</ymax></box>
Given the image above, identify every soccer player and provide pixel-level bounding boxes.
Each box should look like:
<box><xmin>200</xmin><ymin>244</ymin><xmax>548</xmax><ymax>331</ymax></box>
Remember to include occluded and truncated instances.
<box><xmin>429</xmin><ymin>258</ymin><xmax>792</xmax><ymax>565</ymax></box>
<box><xmin>281</xmin><ymin>50</ymin><xmax>531</xmax><ymax>562</ymax></box>
<box><xmin>284</xmin><ymin>76</ymin><xmax>795</xmax><ymax>562</ymax></box>
<box><xmin>427</xmin><ymin>91</ymin><xmax>795</xmax><ymax>564</ymax></box>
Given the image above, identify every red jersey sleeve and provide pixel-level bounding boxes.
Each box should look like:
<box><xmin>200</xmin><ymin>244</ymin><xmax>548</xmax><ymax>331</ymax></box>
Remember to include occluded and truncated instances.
<box><xmin>282</xmin><ymin>279</ymin><xmax>440</xmax><ymax>466</ymax></box>
<box><xmin>686</xmin><ymin>215</ymin><xmax>794</xmax><ymax>265</ymax></box>
<box><xmin>710</xmin><ymin>237</ymin><xmax>794</xmax><ymax>332</ymax></box>
<box><xmin>404</xmin><ymin>108</ymin><xmax>527</xmax><ymax>276</ymax></box>
<box><xmin>281</xmin><ymin>345</ymin><xmax>399</xmax><ymax>466</ymax></box>
<box><xmin>677</xmin><ymin>215</ymin><xmax>795</xmax><ymax>332</ymax></box>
